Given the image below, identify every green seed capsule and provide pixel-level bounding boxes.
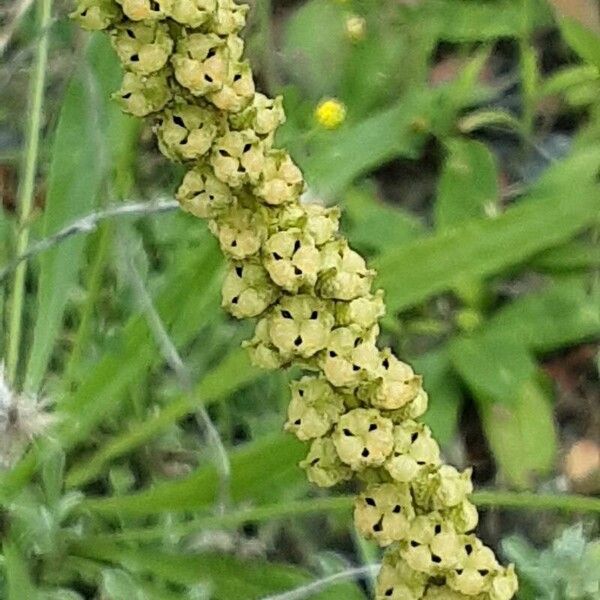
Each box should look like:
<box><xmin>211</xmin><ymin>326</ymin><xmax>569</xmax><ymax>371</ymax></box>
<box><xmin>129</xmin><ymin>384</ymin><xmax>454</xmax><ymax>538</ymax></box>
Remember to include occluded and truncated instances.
<box><xmin>166</xmin><ymin>0</ymin><xmax>216</xmax><ymax>28</ymax></box>
<box><xmin>208</xmin><ymin>61</ymin><xmax>255</xmax><ymax>113</ymax></box>
<box><xmin>423</xmin><ymin>586</ymin><xmax>482</xmax><ymax>600</ymax></box>
<box><xmin>172</xmin><ymin>33</ymin><xmax>233</xmax><ymax>96</ymax></box>
<box><xmin>490</xmin><ymin>565</ymin><xmax>519</xmax><ymax>600</ymax></box>
<box><xmin>210</xmin><ymin>129</ymin><xmax>265</xmax><ymax>187</ymax></box>
<box><xmin>221</xmin><ymin>260</ymin><xmax>279</xmax><ymax>319</ymax></box>
<box><xmin>267</xmin><ymin>294</ymin><xmax>334</xmax><ymax>359</ymax></box>
<box><xmin>176</xmin><ymin>166</ymin><xmax>234</xmax><ymax>219</ymax></box>
<box><xmin>70</xmin><ymin>0</ymin><xmax>121</xmax><ymax>30</ymax></box>
<box><xmin>336</xmin><ymin>291</ymin><xmax>385</xmax><ymax>329</ymax></box>
<box><xmin>113</xmin><ymin>69</ymin><xmax>172</xmax><ymax>117</ymax></box>
<box><xmin>317</xmin><ymin>240</ymin><xmax>375</xmax><ymax>301</ymax></box>
<box><xmin>333</xmin><ymin>408</ymin><xmax>394</xmax><ymax>470</ymax></box>
<box><xmin>401</xmin><ymin>514</ymin><xmax>461</xmax><ymax>574</ymax></box>
<box><xmin>443</xmin><ymin>499</ymin><xmax>479</xmax><ymax>534</ymax></box>
<box><xmin>354</xmin><ymin>482</ymin><xmax>415</xmax><ymax>546</ymax></box>
<box><xmin>386</xmin><ymin>387</ymin><xmax>429</xmax><ymax>422</ymax></box>
<box><xmin>112</xmin><ymin>21</ymin><xmax>173</xmax><ymax>75</ymax></box>
<box><xmin>243</xmin><ymin>318</ymin><xmax>287</xmax><ymax>370</ymax></box>
<box><xmin>254</xmin><ymin>150</ymin><xmax>304</xmax><ymax>206</ymax></box>
<box><xmin>300</xmin><ymin>436</ymin><xmax>352</xmax><ymax>488</ymax></box>
<box><xmin>358</xmin><ymin>348</ymin><xmax>423</xmax><ymax>410</ymax></box>
<box><xmin>319</xmin><ymin>325</ymin><xmax>380</xmax><ymax>389</ymax></box>
<box><xmin>375</xmin><ymin>550</ymin><xmax>427</xmax><ymax>600</ymax></box>
<box><xmin>285</xmin><ymin>376</ymin><xmax>345</xmax><ymax>441</ymax></box>
<box><xmin>156</xmin><ymin>103</ymin><xmax>219</xmax><ymax>161</ymax></box>
<box><xmin>229</xmin><ymin>93</ymin><xmax>285</xmax><ymax>137</ymax></box>
<box><xmin>446</xmin><ymin>536</ymin><xmax>499</xmax><ymax>596</ymax></box>
<box><xmin>385</xmin><ymin>420</ymin><xmax>440</xmax><ymax>484</ymax></box>
<box><xmin>270</xmin><ymin>203</ymin><xmax>340</xmax><ymax>246</ymax></box>
<box><xmin>263</xmin><ymin>229</ymin><xmax>320</xmax><ymax>292</ymax></box>
<box><xmin>208</xmin><ymin>201</ymin><xmax>267</xmax><ymax>259</ymax></box>
<box><xmin>210</xmin><ymin>0</ymin><xmax>249</xmax><ymax>34</ymax></box>
<box><xmin>117</xmin><ymin>0</ymin><xmax>171</xmax><ymax>21</ymax></box>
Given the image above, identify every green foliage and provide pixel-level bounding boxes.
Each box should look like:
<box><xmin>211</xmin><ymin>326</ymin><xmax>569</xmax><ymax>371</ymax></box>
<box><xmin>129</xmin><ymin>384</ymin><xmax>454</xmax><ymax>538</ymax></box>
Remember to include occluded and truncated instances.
<box><xmin>1</xmin><ymin>0</ymin><xmax>600</xmax><ymax>597</ymax></box>
<box><xmin>503</xmin><ymin>525</ymin><xmax>600</xmax><ymax>599</ymax></box>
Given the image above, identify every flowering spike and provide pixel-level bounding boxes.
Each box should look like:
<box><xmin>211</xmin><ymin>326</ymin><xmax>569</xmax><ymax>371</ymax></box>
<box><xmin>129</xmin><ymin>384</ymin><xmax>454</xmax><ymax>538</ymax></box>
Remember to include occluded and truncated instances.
<box><xmin>73</xmin><ymin>1</ymin><xmax>517</xmax><ymax>596</ymax></box>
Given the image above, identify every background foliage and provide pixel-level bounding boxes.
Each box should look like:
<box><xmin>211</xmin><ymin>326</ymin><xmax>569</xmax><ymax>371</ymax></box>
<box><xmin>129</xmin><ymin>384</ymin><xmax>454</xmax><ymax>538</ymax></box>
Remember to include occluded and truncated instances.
<box><xmin>0</xmin><ymin>0</ymin><xmax>599</xmax><ymax>598</ymax></box>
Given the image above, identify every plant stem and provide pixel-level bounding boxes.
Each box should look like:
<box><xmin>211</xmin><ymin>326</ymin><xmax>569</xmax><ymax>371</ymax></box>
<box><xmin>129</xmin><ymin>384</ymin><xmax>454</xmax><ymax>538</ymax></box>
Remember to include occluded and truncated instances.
<box><xmin>471</xmin><ymin>490</ymin><xmax>600</xmax><ymax>513</ymax></box>
<box><xmin>81</xmin><ymin>489</ymin><xmax>600</xmax><ymax>544</ymax></box>
<box><xmin>5</xmin><ymin>0</ymin><xmax>52</xmax><ymax>385</ymax></box>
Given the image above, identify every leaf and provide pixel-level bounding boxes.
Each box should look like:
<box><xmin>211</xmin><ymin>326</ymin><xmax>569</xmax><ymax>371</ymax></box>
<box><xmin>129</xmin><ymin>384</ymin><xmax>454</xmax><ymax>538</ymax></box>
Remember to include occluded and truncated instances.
<box><xmin>458</xmin><ymin>109</ymin><xmax>524</xmax><ymax>134</ymax></box>
<box><xmin>484</xmin><ymin>277</ymin><xmax>600</xmax><ymax>353</ymax></box>
<box><xmin>281</xmin><ymin>0</ymin><xmax>349</xmax><ymax>99</ymax></box>
<box><xmin>376</xmin><ymin>148</ymin><xmax>600</xmax><ymax>312</ymax></box>
<box><xmin>301</xmin><ymin>89</ymin><xmax>440</xmax><ymax>198</ymax></box>
<box><xmin>24</xmin><ymin>37</ymin><xmax>115</xmax><ymax>393</ymax></box>
<box><xmin>413</xmin><ymin>349</ymin><xmax>462</xmax><ymax>447</ymax></box>
<box><xmin>65</xmin><ymin>349</ymin><xmax>261</xmax><ymax>488</ymax></box>
<box><xmin>72</xmin><ymin>542</ymin><xmax>364</xmax><ymax>600</ymax></box>
<box><xmin>80</xmin><ymin>433</ymin><xmax>306</xmax><ymax>516</ymax></box>
<box><xmin>57</xmin><ymin>232</ymin><xmax>223</xmax><ymax>449</ymax></box>
<box><xmin>424</xmin><ymin>0</ymin><xmax>552</xmax><ymax>42</ymax></box>
<box><xmin>343</xmin><ymin>186</ymin><xmax>424</xmax><ymax>254</ymax></box>
<box><xmin>4</xmin><ymin>541</ymin><xmax>39</xmax><ymax>600</ymax></box>
<box><xmin>539</xmin><ymin>65</ymin><xmax>600</xmax><ymax>97</ymax></box>
<box><xmin>450</xmin><ymin>334</ymin><xmax>557</xmax><ymax>488</ymax></box>
<box><xmin>531</xmin><ymin>241</ymin><xmax>600</xmax><ymax>271</ymax></box>
<box><xmin>558</xmin><ymin>16</ymin><xmax>600</xmax><ymax>69</ymax></box>
<box><xmin>435</xmin><ymin>138</ymin><xmax>499</xmax><ymax>228</ymax></box>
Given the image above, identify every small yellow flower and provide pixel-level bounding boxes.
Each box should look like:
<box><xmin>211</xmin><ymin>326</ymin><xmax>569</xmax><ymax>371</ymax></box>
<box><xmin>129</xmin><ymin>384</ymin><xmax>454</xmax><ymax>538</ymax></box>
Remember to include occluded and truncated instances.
<box><xmin>345</xmin><ymin>15</ymin><xmax>366</xmax><ymax>42</ymax></box>
<box><xmin>315</xmin><ymin>98</ymin><xmax>346</xmax><ymax>129</ymax></box>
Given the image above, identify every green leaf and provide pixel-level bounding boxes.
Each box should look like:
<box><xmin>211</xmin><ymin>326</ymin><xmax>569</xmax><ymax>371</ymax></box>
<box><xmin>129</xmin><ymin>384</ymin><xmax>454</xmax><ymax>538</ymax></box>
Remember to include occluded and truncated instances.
<box><xmin>424</xmin><ymin>0</ymin><xmax>552</xmax><ymax>42</ymax></box>
<box><xmin>65</xmin><ymin>349</ymin><xmax>261</xmax><ymax>488</ymax></box>
<box><xmin>539</xmin><ymin>65</ymin><xmax>600</xmax><ymax>97</ymax></box>
<box><xmin>531</xmin><ymin>241</ymin><xmax>600</xmax><ymax>272</ymax></box>
<box><xmin>458</xmin><ymin>109</ymin><xmax>524</xmax><ymax>134</ymax></box>
<box><xmin>24</xmin><ymin>37</ymin><xmax>115</xmax><ymax>393</ymax></box>
<box><xmin>80</xmin><ymin>433</ymin><xmax>306</xmax><ymax>516</ymax></box>
<box><xmin>343</xmin><ymin>186</ymin><xmax>424</xmax><ymax>254</ymax></box>
<box><xmin>435</xmin><ymin>139</ymin><xmax>499</xmax><ymax>229</ymax></box>
<box><xmin>484</xmin><ymin>277</ymin><xmax>600</xmax><ymax>353</ymax></box>
<box><xmin>4</xmin><ymin>542</ymin><xmax>39</xmax><ymax>600</ymax></box>
<box><xmin>57</xmin><ymin>233</ymin><xmax>223</xmax><ymax>449</ymax></box>
<box><xmin>72</xmin><ymin>542</ymin><xmax>364</xmax><ymax>600</ymax></box>
<box><xmin>413</xmin><ymin>349</ymin><xmax>462</xmax><ymax>447</ymax></box>
<box><xmin>376</xmin><ymin>149</ymin><xmax>600</xmax><ymax>312</ymax></box>
<box><xmin>281</xmin><ymin>0</ymin><xmax>349</xmax><ymax>99</ymax></box>
<box><xmin>558</xmin><ymin>17</ymin><xmax>600</xmax><ymax>70</ymax></box>
<box><xmin>301</xmin><ymin>89</ymin><xmax>439</xmax><ymax>198</ymax></box>
<box><xmin>450</xmin><ymin>335</ymin><xmax>557</xmax><ymax>488</ymax></box>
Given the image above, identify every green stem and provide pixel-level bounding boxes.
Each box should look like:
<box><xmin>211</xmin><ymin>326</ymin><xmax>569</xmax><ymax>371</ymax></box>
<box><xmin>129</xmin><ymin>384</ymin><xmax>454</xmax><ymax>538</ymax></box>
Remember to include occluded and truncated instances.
<box><xmin>5</xmin><ymin>0</ymin><xmax>52</xmax><ymax>385</ymax></box>
<box><xmin>80</xmin><ymin>490</ymin><xmax>600</xmax><ymax>544</ymax></box>
<box><xmin>471</xmin><ymin>490</ymin><xmax>600</xmax><ymax>513</ymax></box>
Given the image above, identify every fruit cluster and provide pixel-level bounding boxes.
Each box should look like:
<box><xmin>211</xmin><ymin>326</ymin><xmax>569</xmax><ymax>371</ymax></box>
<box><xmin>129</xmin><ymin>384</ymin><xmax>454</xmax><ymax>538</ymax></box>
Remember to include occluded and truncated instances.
<box><xmin>71</xmin><ymin>1</ymin><xmax>518</xmax><ymax>597</ymax></box>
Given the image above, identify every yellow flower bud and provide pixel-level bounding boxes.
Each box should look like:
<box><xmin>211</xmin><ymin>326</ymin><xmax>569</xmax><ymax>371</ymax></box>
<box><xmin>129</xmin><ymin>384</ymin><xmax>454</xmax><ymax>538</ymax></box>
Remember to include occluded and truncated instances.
<box><xmin>345</xmin><ymin>15</ymin><xmax>366</xmax><ymax>42</ymax></box>
<box><xmin>315</xmin><ymin>98</ymin><xmax>346</xmax><ymax>129</ymax></box>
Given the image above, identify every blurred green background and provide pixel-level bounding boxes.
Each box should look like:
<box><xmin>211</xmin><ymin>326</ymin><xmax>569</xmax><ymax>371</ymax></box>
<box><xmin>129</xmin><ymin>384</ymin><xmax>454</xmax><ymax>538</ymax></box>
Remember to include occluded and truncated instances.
<box><xmin>0</xmin><ymin>0</ymin><xmax>599</xmax><ymax>598</ymax></box>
